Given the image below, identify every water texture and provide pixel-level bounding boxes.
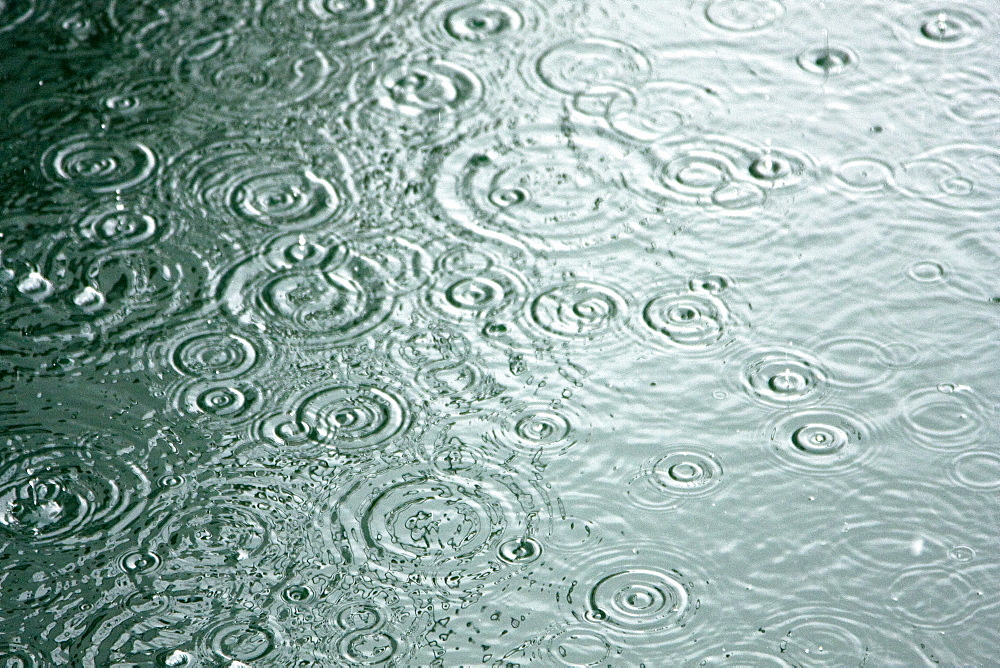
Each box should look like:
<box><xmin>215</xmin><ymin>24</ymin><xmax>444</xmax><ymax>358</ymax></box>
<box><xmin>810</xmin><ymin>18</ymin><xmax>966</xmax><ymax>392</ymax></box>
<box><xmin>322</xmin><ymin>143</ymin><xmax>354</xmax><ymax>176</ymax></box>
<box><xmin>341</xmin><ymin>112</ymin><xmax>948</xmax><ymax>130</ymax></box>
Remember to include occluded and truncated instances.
<box><xmin>1</xmin><ymin>0</ymin><xmax>999</xmax><ymax>665</ymax></box>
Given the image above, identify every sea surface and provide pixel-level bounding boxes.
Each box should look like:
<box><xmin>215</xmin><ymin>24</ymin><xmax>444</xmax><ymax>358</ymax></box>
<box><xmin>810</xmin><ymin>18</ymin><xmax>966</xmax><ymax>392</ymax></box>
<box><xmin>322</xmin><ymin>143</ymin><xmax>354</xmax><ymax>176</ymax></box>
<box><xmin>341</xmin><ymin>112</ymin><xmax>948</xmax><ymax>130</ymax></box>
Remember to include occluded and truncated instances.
<box><xmin>1</xmin><ymin>0</ymin><xmax>999</xmax><ymax>665</ymax></box>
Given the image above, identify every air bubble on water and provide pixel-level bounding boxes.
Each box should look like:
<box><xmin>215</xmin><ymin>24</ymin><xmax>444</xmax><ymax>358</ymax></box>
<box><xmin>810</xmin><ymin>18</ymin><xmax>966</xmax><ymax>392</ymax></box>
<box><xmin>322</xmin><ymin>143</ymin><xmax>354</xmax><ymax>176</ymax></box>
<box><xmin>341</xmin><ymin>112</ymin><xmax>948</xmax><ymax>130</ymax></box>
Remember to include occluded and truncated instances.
<box><xmin>17</xmin><ymin>272</ymin><xmax>53</xmax><ymax>300</ymax></box>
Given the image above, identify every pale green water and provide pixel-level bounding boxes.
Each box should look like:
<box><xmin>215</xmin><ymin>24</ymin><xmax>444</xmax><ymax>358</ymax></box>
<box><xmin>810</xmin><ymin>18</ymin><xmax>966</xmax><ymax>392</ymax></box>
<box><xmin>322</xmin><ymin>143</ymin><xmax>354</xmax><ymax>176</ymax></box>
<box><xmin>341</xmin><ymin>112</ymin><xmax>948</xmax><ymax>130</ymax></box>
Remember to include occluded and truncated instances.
<box><xmin>1</xmin><ymin>0</ymin><xmax>999</xmax><ymax>665</ymax></box>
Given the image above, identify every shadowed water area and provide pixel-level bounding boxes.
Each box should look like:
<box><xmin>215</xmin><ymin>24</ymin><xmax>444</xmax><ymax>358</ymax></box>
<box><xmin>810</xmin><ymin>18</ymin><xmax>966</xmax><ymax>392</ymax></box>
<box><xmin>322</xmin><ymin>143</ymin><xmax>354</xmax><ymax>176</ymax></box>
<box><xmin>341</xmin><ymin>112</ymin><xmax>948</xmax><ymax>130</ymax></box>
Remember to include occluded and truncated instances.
<box><xmin>1</xmin><ymin>0</ymin><xmax>999</xmax><ymax>665</ymax></box>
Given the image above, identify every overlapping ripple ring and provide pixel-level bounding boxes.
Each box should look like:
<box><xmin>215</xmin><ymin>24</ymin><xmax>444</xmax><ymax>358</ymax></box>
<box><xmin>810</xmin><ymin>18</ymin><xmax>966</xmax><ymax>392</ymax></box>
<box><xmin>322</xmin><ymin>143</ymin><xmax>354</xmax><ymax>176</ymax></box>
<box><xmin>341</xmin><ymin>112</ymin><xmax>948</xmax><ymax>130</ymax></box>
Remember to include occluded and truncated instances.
<box><xmin>295</xmin><ymin>384</ymin><xmax>410</xmax><ymax>454</ymax></box>
<box><xmin>888</xmin><ymin>566</ymin><xmax>988</xmax><ymax>629</ymax></box>
<box><xmin>77</xmin><ymin>200</ymin><xmax>165</xmax><ymax>248</ymax></box>
<box><xmin>760</xmin><ymin>606</ymin><xmax>941</xmax><ymax>665</ymax></box>
<box><xmin>218</xmin><ymin>243</ymin><xmax>392</xmax><ymax>347</ymax></box>
<box><xmin>899</xmin><ymin>385</ymin><xmax>987</xmax><ymax>451</ymax></box>
<box><xmin>741</xmin><ymin>349</ymin><xmax>829</xmax><ymax>406</ymax></box>
<box><xmin>812</xmin><ymin>335</ymin><xmax>919</xmax><ymax>389</ymax></box>
<box><xmin>0</xmin><ymin>0</ymin><xmax>38</xmax><ymax>33</ymax></box>
<box><xmin>162</xmin><ymin>139</ymin><xmax>345</xmax><ymax>230</ymax></box>
<box><xmin>42</xmin><ymin>135</ymin><xmax>156</xmax><ymax>193</ymax></box>
<box><xmin>200</xmin><ymin>618</ymin><xmax>283</xmax><ymax>663</ymax></box>
<box><xmin>529</xmin><ymin>280</ymin><xmax>628</xmax><ymax>338</ymax></box>
<box><xmin>370</xmin><ymin>57</ymin><xmax>483</xmax><ymax>116</ymax></box>
<box><xmin>0</xmin><ymin>436</ymin><xmax>151</xmax><ymax>547</ymax></box>
<box><xmin>534</xmin><ymin>37</ymin><xmax>651</xmax><ymax>94</ymax></box>
<box><xmin>329</xmin><ymin>462</ymin><xmax>542</xmax><ymax>586</ymax></box>
<box><xmin>173</xmin><ymin>30</ymin><xmax>337</xmax><ymax>109</ymax></box>
<box><xmin>949</xmin><ymin>451</ymin><xmax>1000</xmax><ymax>491</ymax></box>
<box><xmin>261</xmin><ymin>0</ymin><xmax>394</xmax><ymax>45</ymax></box>
<box><xmin>895</xmin><ymin>144</ymin><xmax>1000</xmax><ymax>212</ymax></box>
<box><xmin>563</xmin><ymin>541</ymin><xmax>710</xmax><ymax>650</ymax></box>
<box><xmin>627</xmin><ymin>447</ymin><xmax>724</xmax><ymax>511</ymax></box>
<box><xmin>437</xmin><ymin>125</ymin><xmax>659</xmax><ymax>252</ymax></box>
<box><xmin>765</xmin><ymin>407</ymin><xmax>875</xmax><ymax>475</ymax></box>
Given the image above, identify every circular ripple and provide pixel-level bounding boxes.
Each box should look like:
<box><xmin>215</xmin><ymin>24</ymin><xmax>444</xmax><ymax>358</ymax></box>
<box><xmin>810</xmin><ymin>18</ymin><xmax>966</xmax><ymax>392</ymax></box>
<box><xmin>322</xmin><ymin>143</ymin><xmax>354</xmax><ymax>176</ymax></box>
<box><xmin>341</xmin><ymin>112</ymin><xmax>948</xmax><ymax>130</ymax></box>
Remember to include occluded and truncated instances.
<box><xmin>627</xmin><ymin>447</ymin><xmax>724</xmax><ymax>511</ymax></box>
<box><xmin>263</xmin><ymin>0</ymin><xmax>394</xmax><ymax>46</ymax></box>
<box><xmin>705</xmin><ymin>0</ymin><xmax>785</xmax><ymax>31</ymax></box>
<box><xmin>903</xmin><ymin>7</ymin><xmax>989</xmax><ymax>49</ymax></box>
<box><xmin>796</xmin><ymin>46</ymin><xmax>857</xmax><ymax>75</ymax></box>
<box><xmin>889</xmin><ymin>567</ymin><xmax>985</xmax><ymax>629</ymax></box>
<box><xmin>168</xmin><ymin>330</ymin><xmax>259</xmax><ymax>380</ymax></box>
<box><xmin>895</xmin><ymin>144</ymin><xmax>1000</xmax><ymax>212</ymax></box>
<box><xmin>162</xmin><ymin>138</ymin><xmax>346</xmax><ymax>231</ymax></box>
<box><xmin>0</xmin><ymin>644</ymin><xmax>42</xmax><ymax>668</ymax></box>
<box><xmin>437</xmin><ymin>124</ymin><xmax>657</xmax><ymax>252</ymax></box>
<box><xmin>0</xmin><ymin>435</ymin><xmax>150</xmax><ymax>547</ymax></box>
<box><xmin>428</xmin><ymin>266</ymin><xmax>526</xmax><ymax>321</ymax></box>
<box><xmin>603</xmin><ymin>80</ymin><xmax>726</xmax><ymax>143</ymax></box>
<box><xmin>645</xmin><ymin>135</ymin><xmax>812</xmax><ymax>207</ymax></box>
<box><xmin>950</xmin><ymin>451</ymin><xmax>1000</xmax><ymax>491</ymax></box>
<box><xmin>833</xmin><ymin>158</ymin><xmax>895</xmax><ymax>193</ymax></box>
<box><xmin>330</xmin><ymin>461</ymin><xmax>544</xmax><ymax>586</ymax></box>
<box><xmin>563</xmin><ymin>542</ymin><xmax>710</xmax><ymax>650</ymax></box>
<box><xmin>811</xmin><ymin>335</ymin><xmax>919</xmax><ymax>390</ymax></box>
<box><xmin>534</xmin><ymin>38</ymin><xmax>651</xmax><ymax>94</ymax></box>
<box><xmin>836</xmin><ymin>477</ymin><xmax>995</xmax><ymax>572</ymax></box>
<box><xmin>494</xmin><ymin>402</ymin><xmax>588</xmax><ymax>456</ymax></box>
<box><xmin>42</xmin><ymin>135</ymin><xmax>156</xmax><ymax>193</ymax></box>
<box><xmin>296</xmin><ymin>384</ymin><xmax>410</xmax><ymax>454</ymax></box>
<box><xmin>203</xmin><ymin>619</ymin><xmax>278</xmax><ymax>662</ymax></box>
<box><xmin>639</xmin><ymin>291</ymin><xmax>730</xmax><ymax>349</ymax></box>
<box><xmin>761</xmin><ymin>607</ymin><xmax>940</xmax><ymax>665</ymax></box>
<box><xmin>422</xmin><ymin>0</ymin><xmax>536</xmax><ymax>47</ymax></box>
<box><xmin>178</xmin><ymin>380</ymin><xmax>258</xmax><ymax>421</ymax></box>
<box><xmin>173</xmin><ymin>30</ymin><xmax>337</xmax><ymax>110</ymax></box>
<box><xmin>218</xmin><ymin>238</ymin><xmax>391</xmax><ymax>347</ymax></box>
<box><xmin>0</xmin><ymin>0</ymin><xmax>38</xmax><ymax>33</ymax></box>
<box><xmin>899</xmin><ymin>386</ymin><xmax>987</xmax><ymax>451</ymax></box>
<box><xmin>741</xmin><ymin>349</ymin><xmax>828</xmax><ymax>406</ymax></box>
<box><xmin>77</xmin><ymin>200</ymin><xmax>166</xmax><ymax>248</ymax></box>
<box><xmin>545</xmin><ymin>626</ymin><xmax>612</xmax><ymax>666</ymax></box>
<box><xmin>530</xmin><ymin>281</ymin><xmax>628</xmax><ymax>338</ymax></box>
<box><xmin>765</xmin><ymin>408</ymin><xmax>875</xmax><ymax>475</ymax></box>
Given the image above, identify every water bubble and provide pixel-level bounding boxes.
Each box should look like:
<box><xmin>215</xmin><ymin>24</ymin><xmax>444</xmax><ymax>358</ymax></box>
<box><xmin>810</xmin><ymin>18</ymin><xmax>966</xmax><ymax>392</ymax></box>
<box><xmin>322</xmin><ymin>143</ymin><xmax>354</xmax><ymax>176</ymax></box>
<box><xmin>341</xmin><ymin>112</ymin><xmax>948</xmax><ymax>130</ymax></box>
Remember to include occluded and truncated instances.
<box><xmin>0</xmin><ymin>436</ymin><xmax>151</xmax><ymax>547</ymax></box>
<box><xmin>742</xmin><ymin>350</ymin><xmax>828</xmax><ymax>406</ymax></box>
<box><xmin>174</xmin><ymin>30</ymin><xmax>338</xmax><ymax>111</ymax></box>
<box><xmin>16</xmin><ymin>271</ymin><xmax>53</xmax><ymax>301</ymax></box>
<box><xmin>42</xmin><ymin>135</ymin><xmax>156</xmax><ymax>193</ymax></box>
<box><xmin>766</xmin><ymin>408</ymin><xmax>875</xmax><ymax>475</ymax></box>
<box><xmin>170</xmin><ymin>331</ymin><xmax>259</xmax><ymax>380</ymax></box>
<box><xmin>71</xmin><ymin>286</ymin><xmax>105</xmax><ymax>312</ymax></box>
<box><xmin>640</xmin><ymin>291</ymin><xmax>729</xmax><ymax>349</ymax></box>
<box><xmin>705</xmin><ymin>0</ymin><xmax>785</xmax><ymax>31</ymax></box>
<box><xmin>530</xmin><ymin>281</ymin><xmax>629</xmax><ymax>338</ymax></box>
<box><xmin>949</xmin><ymin>546</ymin><xmax>976</xmax><ymax>562</ymax></box>
<box><xmin>796</xmin><ymin>46</ymin><xmax>857</xmax><ymax>75</ymax></box>
<box><xmin>899</xmin><ymin>386</ymin><xmax>987</xmax><ymax>451</ymax></box>
<box><xmin>534</xmin><ymin>38</ymin><xmax>651</xmax><ymax>94</ymax></box>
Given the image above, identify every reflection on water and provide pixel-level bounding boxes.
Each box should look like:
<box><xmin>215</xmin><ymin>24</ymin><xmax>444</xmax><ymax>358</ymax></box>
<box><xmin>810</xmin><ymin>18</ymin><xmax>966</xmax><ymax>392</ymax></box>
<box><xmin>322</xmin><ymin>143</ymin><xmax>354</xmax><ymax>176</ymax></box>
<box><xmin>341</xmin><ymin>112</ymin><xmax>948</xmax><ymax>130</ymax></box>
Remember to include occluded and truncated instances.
<box><xmin>2</xmin><ymin>0</ymin><xmax>1000</xmax><ymax>664</ymax></box>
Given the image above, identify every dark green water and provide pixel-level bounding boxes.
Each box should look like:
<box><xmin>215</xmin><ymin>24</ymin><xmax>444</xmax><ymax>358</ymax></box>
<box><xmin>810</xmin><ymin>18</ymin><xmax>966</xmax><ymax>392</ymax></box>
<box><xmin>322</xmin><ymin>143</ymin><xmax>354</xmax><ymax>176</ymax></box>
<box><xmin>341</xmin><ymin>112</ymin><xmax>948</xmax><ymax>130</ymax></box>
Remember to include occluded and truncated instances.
<box><xmin>1</xmin><ymin>0</ymin><xmax>999</xmax><ymax>665</ymax></box>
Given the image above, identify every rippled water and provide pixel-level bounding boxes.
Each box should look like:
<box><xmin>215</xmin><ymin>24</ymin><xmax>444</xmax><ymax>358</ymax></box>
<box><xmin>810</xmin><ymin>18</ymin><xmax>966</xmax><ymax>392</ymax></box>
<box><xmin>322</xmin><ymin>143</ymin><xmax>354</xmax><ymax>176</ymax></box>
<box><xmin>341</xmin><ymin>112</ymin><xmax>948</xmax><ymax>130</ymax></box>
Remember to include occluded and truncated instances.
<box><xmin>2</xmin><ymin>0</ymin><xmax>999</xmax><ymax>665</ymax></box>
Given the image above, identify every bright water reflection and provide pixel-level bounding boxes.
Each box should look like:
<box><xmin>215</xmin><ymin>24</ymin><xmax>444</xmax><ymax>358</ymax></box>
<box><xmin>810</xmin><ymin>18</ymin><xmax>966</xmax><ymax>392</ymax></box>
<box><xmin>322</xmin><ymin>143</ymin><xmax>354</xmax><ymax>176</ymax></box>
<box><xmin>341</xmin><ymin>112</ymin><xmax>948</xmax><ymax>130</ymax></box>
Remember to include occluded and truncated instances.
<box><xmin>1</xmin><ymin>0</ymin><xmax>999</xmax><ymax>665</ymax></box>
